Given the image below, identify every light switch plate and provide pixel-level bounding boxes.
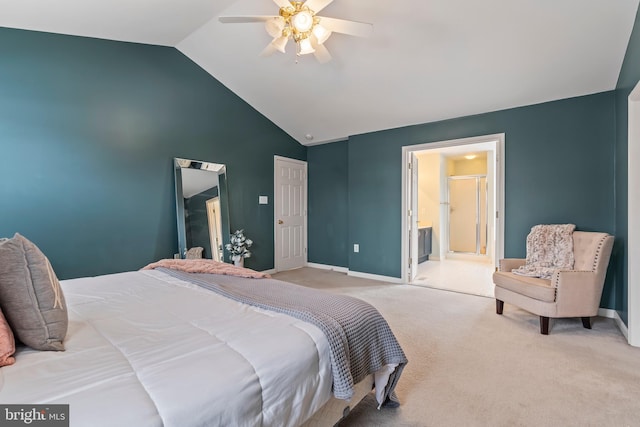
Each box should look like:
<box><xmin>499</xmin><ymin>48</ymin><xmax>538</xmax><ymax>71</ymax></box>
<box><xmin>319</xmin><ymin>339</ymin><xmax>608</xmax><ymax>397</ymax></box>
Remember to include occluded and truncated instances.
<box><xmin>259</xmin><ymin>196</ymin><xmax>268</xmax><ymax>205</ymax></box>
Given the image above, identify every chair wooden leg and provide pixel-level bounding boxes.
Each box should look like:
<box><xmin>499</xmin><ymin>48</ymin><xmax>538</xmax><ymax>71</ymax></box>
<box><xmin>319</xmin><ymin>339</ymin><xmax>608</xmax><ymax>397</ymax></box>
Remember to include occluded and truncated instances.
<box><xmin>540</xmin><ymin>316</ymin><xmax>549</xmax><ymax>335</ymax></box>
<box><xmin>582</xmin><ymin>317</ymin><xmax>592</xmax><ymax>329</ymax></box>
<box><xmin>496</xmin><ymin>299</ymin><xmax>504</xmax><ymax>315</ymax></box>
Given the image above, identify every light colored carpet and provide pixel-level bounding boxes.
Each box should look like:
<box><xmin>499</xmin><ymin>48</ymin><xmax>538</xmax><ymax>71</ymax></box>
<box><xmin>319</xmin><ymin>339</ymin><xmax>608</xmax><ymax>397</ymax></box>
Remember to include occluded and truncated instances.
<box><xmin>272</xmin><ymin>267</ymin><xmax>640</xmax><ymax>427</ymax></box>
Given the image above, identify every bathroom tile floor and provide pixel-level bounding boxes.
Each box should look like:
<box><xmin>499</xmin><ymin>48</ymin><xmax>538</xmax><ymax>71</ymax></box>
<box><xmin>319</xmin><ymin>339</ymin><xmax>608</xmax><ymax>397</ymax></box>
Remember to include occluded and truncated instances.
<box><xmin>411</xmin><ymin>258</ymin><xmax>495</xmax><ymax>298</ymax></box>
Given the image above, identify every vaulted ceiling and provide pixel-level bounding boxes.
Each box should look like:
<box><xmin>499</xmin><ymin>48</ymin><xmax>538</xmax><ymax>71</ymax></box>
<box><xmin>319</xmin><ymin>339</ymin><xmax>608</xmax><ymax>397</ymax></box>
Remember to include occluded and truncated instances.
<box><xmin>1</xmin><ymin>0</ymin><xmax>638</xmax><ymax>145</ymax></box>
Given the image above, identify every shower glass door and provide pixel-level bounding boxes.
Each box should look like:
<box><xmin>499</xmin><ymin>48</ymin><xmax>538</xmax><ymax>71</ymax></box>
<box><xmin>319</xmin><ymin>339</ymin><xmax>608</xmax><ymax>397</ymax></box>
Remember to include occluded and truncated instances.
<box><xmin>448</xmin><ymin>176</ymin><xmax>487</xmax><ymax>254</ymax></box>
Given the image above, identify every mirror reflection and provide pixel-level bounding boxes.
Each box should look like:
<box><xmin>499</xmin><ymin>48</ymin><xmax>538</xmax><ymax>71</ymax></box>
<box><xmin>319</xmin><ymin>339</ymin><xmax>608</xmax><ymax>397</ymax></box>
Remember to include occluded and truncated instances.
<box><xmin>174</xmin><ymin>158</ymin><xmax>230</xmax><ymax>262</ymax></box>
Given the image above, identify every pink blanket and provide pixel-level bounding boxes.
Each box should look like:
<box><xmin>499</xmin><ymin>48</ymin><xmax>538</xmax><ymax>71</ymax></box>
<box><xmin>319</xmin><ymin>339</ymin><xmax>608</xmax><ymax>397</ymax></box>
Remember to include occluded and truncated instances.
<box><xmin>142</xmin><ymin>259</ymin><xmax>271</xmax><ymax>279</ymax></box>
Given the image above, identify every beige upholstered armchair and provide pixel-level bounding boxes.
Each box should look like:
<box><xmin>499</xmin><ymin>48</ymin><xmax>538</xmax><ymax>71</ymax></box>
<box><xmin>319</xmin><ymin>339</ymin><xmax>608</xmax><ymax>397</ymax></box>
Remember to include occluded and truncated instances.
<box><xmin>493</xmin><ymin>231</ymin><xmax>614</xmax><ymax>334</ymax></box>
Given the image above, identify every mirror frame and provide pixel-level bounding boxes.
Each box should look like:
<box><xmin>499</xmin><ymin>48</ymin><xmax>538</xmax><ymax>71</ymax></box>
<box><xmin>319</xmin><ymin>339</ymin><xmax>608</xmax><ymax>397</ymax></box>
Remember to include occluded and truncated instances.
<box><xmin>174</xmin><ymin>158</ymin><xmax>230</xmax><ymax>261</ymax></box>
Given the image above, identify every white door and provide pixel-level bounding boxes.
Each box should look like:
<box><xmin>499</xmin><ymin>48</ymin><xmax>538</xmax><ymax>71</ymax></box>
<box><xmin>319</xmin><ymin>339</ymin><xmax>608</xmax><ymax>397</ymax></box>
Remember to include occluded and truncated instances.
<box><xmin>408</xmin><ymin>153</ymin><xmax>419</xmax><ymax>281</ymax></box>
<box><xmin>274</xmin><ymin>156</ymin><xmax>307</xmax><ymax>271</ymax></box>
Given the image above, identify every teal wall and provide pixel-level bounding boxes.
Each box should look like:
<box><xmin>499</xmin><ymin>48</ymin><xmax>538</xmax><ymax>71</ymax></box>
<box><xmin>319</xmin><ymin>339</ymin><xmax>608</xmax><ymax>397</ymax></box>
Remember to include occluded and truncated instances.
<box><xmin>0</xmin><ymin>27</ymin><xmax>305</xmax><ymax>279</ymax></box>
<box><xmin>310</xmin><ymin>92</ymin><xmax>617</xmax><ymax>308</ymax></box>
<box><xmin>614</xmin><ymin>6</ymin><xmax>640</xmax><ymax>324</ymax></box>
<box><xmin>307</xmin><ymin>140</ymin><xmax>348</xmax><ymax>267</ymax></box>
<box><xmin>1</xmin><ymin>22</ymin><xmax>633</xmax><ymax>313</ymax></box>
<box><xmin>305</xmin><ymin>5</ymin><xmax>640</xmax><ymax>320</ymax></box>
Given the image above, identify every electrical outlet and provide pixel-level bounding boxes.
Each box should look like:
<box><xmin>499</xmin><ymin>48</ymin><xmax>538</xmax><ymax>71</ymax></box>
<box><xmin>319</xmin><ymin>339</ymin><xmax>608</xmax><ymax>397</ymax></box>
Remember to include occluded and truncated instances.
<box><xmin>353</xmin><ymin>244</ymin><xmax>359</xmax><ymax>253</ymax></box>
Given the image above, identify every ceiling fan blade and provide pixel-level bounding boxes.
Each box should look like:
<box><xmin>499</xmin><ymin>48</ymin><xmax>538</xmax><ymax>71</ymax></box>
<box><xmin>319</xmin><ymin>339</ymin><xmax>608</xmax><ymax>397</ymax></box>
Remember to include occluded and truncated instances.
<box><xmin>272</xmin><ymin>0</ymin><xmax>293</xmax><ymax>9</ymax></box>
<box><xmin>219</xmin><ymin>16</ymin><xmax>276</xmax><ymax>24</ymax></box>
<box><xmin>319</xmin><ymin>17</ymin><xmax>373</xmax><ymax>38</ymax></box>
<box><xmin>260</xmin><ymin>43</ymin><xmax>278</xmax><ymax>57</ymax></box>
<box><xmin>312</xmin><ymin>41</ymin><xmax>332</xmax><ymax>63</ymax></box>
<box><xmin>304</xmin><ymin>0</ymin><xmax>334</xmax><ymax>13</ymax></box>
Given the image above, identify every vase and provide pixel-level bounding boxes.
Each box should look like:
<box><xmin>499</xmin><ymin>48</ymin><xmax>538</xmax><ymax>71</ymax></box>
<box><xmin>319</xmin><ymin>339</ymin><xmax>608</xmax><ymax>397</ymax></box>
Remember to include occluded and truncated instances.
<box><xmin>234</xmin><ymin>257</ymin><xmax>244</xmax><ymax>268</ymax></box>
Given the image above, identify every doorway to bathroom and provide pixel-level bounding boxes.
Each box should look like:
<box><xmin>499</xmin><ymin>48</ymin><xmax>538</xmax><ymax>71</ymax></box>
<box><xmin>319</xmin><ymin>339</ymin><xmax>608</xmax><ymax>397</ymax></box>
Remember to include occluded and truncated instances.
<box><xmin>401</xmin><ymin>134</ymin><xmax>504</xmax><ymax>297</ymax></box>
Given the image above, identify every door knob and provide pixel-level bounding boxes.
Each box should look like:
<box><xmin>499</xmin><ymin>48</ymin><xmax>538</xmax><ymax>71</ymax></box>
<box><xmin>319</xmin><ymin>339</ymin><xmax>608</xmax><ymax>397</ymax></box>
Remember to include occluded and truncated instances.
<box><xmin>278</xmin><ymin>220</ymin><xmax>284</xmax><ymax>225</ymax></box>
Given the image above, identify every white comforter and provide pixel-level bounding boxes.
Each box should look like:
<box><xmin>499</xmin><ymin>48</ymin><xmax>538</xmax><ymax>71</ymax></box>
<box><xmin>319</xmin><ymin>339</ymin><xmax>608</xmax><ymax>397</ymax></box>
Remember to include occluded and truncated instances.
<box><xmin>0</xmin><ymin>270</ymin><xmax>334</xmax><ymax>427</ymax></box>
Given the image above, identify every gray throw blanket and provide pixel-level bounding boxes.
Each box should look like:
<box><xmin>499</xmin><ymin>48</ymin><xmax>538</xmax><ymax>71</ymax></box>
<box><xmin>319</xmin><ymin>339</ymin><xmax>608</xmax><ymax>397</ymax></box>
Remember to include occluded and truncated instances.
<box><xmin>512</xmin><ymin>224</ymin><xmax>576</xmax><ymax>279</ymax></box>
<box><xmin>157</xmin><ymin>268</ymin><xmax>407</xmax><ymax>404</ymax></box>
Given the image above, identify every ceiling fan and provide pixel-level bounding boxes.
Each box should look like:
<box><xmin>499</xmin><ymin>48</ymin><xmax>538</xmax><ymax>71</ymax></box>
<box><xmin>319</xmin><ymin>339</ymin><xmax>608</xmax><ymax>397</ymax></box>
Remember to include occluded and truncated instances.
<box><xmin>219</xmin><ymin>0</ymin><xmax>373</xmax><ymax>63</ymax></box>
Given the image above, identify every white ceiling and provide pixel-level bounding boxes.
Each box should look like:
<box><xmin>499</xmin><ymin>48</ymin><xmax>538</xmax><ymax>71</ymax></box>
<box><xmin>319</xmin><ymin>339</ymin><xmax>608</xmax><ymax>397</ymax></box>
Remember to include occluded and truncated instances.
<box><xmin>1</xmin><ymin>0</ymin><xmax>638</xmax><ymax>145</ymax></box>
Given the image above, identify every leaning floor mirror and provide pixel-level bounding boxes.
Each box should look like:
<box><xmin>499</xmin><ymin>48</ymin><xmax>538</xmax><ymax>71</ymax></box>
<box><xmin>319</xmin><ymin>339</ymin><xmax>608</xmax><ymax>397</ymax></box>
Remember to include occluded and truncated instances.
<box><xmin>174</xmin><ymin>158</ymin><xmax>231</xmax><ymax>262</ymax></box>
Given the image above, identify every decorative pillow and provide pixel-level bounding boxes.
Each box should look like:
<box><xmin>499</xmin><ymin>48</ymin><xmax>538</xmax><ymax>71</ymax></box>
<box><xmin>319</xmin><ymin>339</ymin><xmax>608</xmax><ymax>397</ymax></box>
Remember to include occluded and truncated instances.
<box><xmin>0</xmin><ymin>234</ymin><xmax>67</xmax><ymax>351</ymax></box>
<box><xmin>0</xmin><ymin>307</ymin><xmax>16</xmax><ymax>366</ymax></box>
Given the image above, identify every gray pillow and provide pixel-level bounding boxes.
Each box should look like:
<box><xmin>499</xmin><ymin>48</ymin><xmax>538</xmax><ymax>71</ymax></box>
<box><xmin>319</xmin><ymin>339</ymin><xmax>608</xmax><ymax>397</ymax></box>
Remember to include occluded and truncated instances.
<box><xmin>0</xmin><ymin>233</ymin><xmax>67</xmax><ymax>351</ymax></box>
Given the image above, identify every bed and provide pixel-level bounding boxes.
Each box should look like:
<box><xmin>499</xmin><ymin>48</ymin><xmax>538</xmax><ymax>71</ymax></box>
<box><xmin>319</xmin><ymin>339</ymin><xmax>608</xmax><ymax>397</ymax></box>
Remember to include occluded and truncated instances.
<box><xmin>0</xmin><ymin>239</ymin><xmax>407</xmax><ymax>427</ymax></box>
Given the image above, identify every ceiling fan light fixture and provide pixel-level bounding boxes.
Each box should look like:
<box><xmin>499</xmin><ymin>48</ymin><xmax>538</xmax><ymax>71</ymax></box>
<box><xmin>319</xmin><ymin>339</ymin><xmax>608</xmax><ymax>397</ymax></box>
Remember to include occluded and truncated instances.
<box><xmin>219</xmin><ymin>0</ymin><xmax>373</xmax><ymax>63</ymax></box>
<box><xmin>291</xmin><ymin>10</ymin><xmax>314</xmax><ymax>33</ymax></box>
<box><xmin>271</xmin><ymin>35</ymin><xmax>289</xmax><ymax>53</ymax></box>
<box><xmin>265</xmin><ymin>16</ymin><xmax>286</xmax><ymax>38</ymax></box>
<box><xmin>312</xmin><ymin>24</ymin><xmax>331</xmax><ymax>44</ymax></box>
<box><xmin>298</xmin><ymin>38</ymin><xmax>315</xmax><ymax>55</ymax></box>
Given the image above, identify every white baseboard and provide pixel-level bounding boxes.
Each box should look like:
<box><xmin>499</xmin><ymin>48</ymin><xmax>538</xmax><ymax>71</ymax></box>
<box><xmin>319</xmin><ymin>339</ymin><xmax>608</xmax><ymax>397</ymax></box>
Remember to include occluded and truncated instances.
<box><xmin>598</xmin><ymin>308</ymin><xmax>629</xmax><ymax>340</ymax></box>
<box><xmin>306</xmin><ymin>262</ymin><xmax>349</xmax><ymax>273</ymax></box>
<box><xmin>347</xmin><ymin>270</ymin><xmax>403</xmax><ymax>284</ymax></box>
<box><xmin>598</xmin><ymin>308</ymin><xmax>616</xmax><ymax>318</ymax></box>
<box><xmin>261</xmin><ymin>268</ymin><xmax>277</xmax><ymax>275</ymax></box>
<box><xmin>616</xmin><ymin>314</ymin><xmax>629</xmax><ymax>341</ymax></box>
<box><xmin>305</xmin><ymin>263</ymin><xmax>402</xmax><ymax>284</ymax></box>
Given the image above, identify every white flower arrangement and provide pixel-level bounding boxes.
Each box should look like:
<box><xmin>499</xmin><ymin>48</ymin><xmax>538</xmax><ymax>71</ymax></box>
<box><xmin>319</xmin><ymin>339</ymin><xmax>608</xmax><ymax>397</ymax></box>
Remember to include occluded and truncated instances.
<box><xmin>225</xmin><ymin>229</ymin><xmax>253</xmax><ymax>262</ymax></box>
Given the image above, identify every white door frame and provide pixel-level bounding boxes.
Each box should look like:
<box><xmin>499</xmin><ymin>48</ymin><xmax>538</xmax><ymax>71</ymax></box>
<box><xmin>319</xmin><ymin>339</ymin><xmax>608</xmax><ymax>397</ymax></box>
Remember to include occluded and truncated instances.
<box><xmin>273</xmin><ymin>155</ymin><xmax>308</xmax><ymax>272</ymax></box>
<box><xmin>628</xmin><ymin>83</ymin><xmax>640</xmax><ymax>347</ymax></box>
<box><xmin>206</xmin><ymin>197</ymin><xmax>222</xmax><ymax>262</ymax></box>
<box><xmin>409</xmin><ymin>153</ymin><xmax>419</xmax><ymax>281</ymax></box>
<box><xmin>401</xmin><ymin>133</ymin><xmax>505</xmax><ymax>283</ymax></box>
